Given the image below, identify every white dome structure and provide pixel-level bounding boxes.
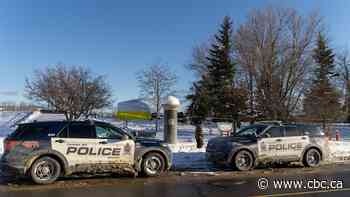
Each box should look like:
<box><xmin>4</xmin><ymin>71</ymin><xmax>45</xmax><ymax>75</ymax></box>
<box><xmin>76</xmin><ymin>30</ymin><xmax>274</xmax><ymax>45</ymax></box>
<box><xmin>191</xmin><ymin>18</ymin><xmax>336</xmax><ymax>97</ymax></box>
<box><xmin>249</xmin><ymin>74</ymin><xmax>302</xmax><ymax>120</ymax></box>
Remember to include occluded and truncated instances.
<box><xmin>164</xmin><ymin>96</ymin><xmax>180</xmax><ymax>109</ymax></box>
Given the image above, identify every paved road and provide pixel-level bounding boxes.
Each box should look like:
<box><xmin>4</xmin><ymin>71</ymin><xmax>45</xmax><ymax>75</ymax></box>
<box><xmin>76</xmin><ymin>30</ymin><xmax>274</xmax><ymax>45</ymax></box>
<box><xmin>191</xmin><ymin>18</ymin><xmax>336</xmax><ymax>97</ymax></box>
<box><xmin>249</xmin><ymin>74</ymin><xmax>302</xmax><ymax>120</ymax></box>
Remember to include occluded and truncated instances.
<box><xmin>2</xmin><ymin>164</ymin><xmax>350</xmax><ymax>197</ymax></box>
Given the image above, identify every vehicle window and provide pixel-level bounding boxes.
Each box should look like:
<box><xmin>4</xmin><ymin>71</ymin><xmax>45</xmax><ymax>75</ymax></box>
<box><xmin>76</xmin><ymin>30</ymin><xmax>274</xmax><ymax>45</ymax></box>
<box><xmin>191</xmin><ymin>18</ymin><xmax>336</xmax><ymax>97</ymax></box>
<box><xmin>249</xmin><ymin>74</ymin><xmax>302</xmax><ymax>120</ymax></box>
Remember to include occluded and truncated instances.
<box><xmin>235</xmin><ymin>127</ymin><xmax>258</xmax><ymax>137</ymax></box>
<box><xmin>68</xmin><ymin>123</ymin><xmax>95</xmax><ymax>138</ymax></box>
<box><xmin>263</xmin><ymin>127</ymin><xmax>284</xmax><ymax>138</ymax></box>
<box><xmin>285</xmin><ymin>126</ymin><xmax>300</xmax><ymax>137</ymax></box>
<box><xmin>9</xmin><ymin>123</ymin><xmax>65</xmax><ymax>140</ymax></box>
<box><xmin>95</xmin><ymin>124</ymin><xmax>124</xmax><ymax>140</ymax></box>
<box><xmin>57</xmin><ymin>126</ymin><xmax>68</xmax><ymax>138</ymax></box>
<box><xmin>235</xmin><ymin>125</ymin><xmax>267</xmax><ymax>138</ymax></box>
<box><xmin>301</xmin><ymin>125</ymin><xmax>324</xmax><ymax>136</ymax></box>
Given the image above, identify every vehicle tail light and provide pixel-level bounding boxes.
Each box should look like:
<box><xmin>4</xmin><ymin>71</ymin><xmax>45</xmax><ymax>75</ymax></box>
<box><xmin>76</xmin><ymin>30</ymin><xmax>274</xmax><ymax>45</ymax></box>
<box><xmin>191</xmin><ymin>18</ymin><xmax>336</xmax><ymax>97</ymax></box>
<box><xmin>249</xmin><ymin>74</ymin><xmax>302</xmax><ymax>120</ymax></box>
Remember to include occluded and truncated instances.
<box><xmin>4</xmin><ymin>139</ymin><xmax>19</xmax><ymax>152</ymax></box>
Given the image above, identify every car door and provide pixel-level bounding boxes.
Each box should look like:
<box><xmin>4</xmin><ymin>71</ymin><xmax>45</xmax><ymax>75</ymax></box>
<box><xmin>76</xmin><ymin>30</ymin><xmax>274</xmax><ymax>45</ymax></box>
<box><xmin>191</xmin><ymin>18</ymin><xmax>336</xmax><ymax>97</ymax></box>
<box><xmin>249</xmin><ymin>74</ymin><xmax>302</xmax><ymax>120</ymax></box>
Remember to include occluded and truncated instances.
<box><xmin>258</xmin><ymin>126</ymin><xmax>309</xmax><ymax>160</ymax></box>
<box><xmin>257</xmin><ymin>126</ymin><xmax>285</xmax><ymax>160</ymax></box>
<box><xmin>282</xmin><ymin>126</ymin><xmax>310</xmax><ymax>158</ymax></box>
<box><xmin>51</xmin><ymin>122</ymin><xmax>100</xmax><ymax>167</ymax></box>
<box><xmin>94</xmin><ymin>123</ymin><xmax>135</xmax><ymax>165</ymax></box>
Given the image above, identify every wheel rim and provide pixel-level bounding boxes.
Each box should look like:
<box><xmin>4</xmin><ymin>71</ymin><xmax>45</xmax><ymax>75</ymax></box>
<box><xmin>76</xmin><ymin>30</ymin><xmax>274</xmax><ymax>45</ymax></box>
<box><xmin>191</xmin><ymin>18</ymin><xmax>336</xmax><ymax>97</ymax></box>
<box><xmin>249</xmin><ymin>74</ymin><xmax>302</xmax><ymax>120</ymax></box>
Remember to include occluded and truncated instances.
<box><xmin>236</xmin><ymin>152</ymin><xmax>252</xmax><ymax>170</ymax></box>
<box><xmin>145</xmin><ymin>156</ymin><xmax>162</xmax><ymax>175</ymax></box>
<box><xmin>307</xmin><ymin>150</ymin><xmax>320</xmax><ymax>166</ymax></box>
<box><xmin>34</xmin><ymin>160</ymin><xmax>56</xmax><ymax>181</ymax></box>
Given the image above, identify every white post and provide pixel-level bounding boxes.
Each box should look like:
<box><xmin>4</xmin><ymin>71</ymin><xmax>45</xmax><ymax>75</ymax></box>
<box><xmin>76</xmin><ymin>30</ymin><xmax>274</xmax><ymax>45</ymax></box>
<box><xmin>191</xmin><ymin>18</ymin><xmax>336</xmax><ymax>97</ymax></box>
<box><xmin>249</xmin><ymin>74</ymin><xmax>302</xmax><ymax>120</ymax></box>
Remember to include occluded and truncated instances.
<box><xmin>163</xmin><ymin>96</ymin><xmax>180</xmax><ymax>144</ymax></box>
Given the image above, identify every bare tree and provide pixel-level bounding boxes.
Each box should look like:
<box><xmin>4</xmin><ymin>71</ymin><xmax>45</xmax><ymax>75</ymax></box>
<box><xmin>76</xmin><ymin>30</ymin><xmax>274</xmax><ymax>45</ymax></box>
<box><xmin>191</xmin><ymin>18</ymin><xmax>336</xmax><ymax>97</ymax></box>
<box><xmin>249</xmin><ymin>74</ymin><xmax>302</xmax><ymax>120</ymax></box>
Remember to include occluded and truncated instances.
<box><xmin>337</xmin><ymin>49</ymin><xmax>350</xmax><ymax>121</ymax></box>
<box><xmin>25</xmin><ymin>65</ymin><xmax>113</xmax><ymax>120</ymax></box>
<box><xmin>186</xmin><ymin>43</ymin><xmax>210</xmax><ymax>78</ymax></box>
<box><xmin>137</xmin><ymin>64</ymin><xmax>177</xmax><ymax>132</ymax></box>
<box><xmin>137</xmin><ymin>64</ymin><xmax>177</xmax><ymax>114</ymax></box>
<box><xmin>234</xmin><ymin>7</ymin><xmax>321</xmax><ymax>121</ymax></box>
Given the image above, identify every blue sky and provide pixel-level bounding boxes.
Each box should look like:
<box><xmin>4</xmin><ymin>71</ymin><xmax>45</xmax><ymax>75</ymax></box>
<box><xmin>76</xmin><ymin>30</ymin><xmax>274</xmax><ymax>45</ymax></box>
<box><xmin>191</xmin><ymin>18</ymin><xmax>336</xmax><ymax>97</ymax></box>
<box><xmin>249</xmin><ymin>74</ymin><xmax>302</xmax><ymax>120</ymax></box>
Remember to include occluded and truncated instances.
<box><xmin>0</xmin><ymin>0</ymin><xmax>349</xmax><ymax>105</ymax></box>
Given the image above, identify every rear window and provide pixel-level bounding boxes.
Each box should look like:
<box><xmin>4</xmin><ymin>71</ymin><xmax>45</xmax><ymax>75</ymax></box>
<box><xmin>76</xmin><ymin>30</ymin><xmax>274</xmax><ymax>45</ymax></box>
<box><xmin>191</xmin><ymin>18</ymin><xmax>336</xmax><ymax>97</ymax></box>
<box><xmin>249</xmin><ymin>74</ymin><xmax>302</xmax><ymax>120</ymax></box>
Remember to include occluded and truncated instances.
<box><xmin>285</xmin><ymin>126</ymin><xmax>301</xmax><ymax>137</ymax></box>
<box><xmin>68</xmin><ymin>123</ymin><xmax>95</xmax><ymax>138</ymax></box>
<box><xmin>301</xmin><ymin>125</ymin><xmax>324</xmax><ymax>136</ymax></box>
<box><xmin>9</xmin><ymin>122</ymin><xmax>66</xmax><ymax>140</ymax></box>
<box><xmin>265</xmin><ymin>127</ymin><xmax>284</xmax><ymax>137</ymax></box>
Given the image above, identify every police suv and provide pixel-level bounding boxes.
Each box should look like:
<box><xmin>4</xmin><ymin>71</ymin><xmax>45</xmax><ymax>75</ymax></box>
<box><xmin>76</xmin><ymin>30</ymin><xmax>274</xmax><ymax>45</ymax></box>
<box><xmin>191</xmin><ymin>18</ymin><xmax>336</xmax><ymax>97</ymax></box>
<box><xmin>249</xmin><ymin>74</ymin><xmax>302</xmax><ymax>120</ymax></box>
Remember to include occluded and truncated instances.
<box><xmin>206</xmin><ymin>122</ymin><xmax>327</xmax><ymax>171</ymax></box>
<box><xmin>0</xmin><ymin>120</ymin><xmax>172</xmax><ymax>184</ymax></box>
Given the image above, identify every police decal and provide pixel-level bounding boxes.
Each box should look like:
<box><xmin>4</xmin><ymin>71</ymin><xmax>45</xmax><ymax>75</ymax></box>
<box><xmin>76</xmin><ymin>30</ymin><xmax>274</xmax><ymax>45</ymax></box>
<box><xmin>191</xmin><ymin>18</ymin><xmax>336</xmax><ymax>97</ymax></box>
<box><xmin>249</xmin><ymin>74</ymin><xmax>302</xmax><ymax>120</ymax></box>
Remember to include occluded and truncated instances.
<box><xmin>66</xmin><ymin>146</ymin><xmax>121</xmax><ymax>156</ymax></box>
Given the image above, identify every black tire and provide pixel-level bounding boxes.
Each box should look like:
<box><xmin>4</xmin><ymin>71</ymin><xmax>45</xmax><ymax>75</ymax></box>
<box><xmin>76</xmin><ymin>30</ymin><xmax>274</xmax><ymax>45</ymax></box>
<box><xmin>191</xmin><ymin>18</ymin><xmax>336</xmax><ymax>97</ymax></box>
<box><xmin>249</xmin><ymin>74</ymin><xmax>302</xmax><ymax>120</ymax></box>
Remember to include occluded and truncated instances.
<box><xmin>233</xmin><ymin>150</ymin><xmax>254</xmax><ymax>171</ymax></box>
<box><xmin>303</xmin><ymin>148</ymin><xmax>321</xmax><ymax>167</ymax></box>
<box><xmin>30</xmin><ymin>157</ymin><xmax>61</xmax><ymax>185</ymax></box>
<box><xmin>141</xmin><ymin>152</ymin><xmax>165</xmax><ymax>177</ymax></box>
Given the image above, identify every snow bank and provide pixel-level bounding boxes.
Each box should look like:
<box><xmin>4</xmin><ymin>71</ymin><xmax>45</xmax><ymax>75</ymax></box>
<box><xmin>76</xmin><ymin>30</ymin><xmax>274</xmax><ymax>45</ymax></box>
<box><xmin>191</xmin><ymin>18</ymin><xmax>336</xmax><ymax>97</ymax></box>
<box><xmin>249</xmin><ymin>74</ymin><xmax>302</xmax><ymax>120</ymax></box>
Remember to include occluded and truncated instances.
<box><xmin>167</xmin><ymin>143</ymin><xmax>212</xmax><ymax>171</ymax></box>
<box><xmin>328</xmin><ymin>141</ymin><xmax>350</xmax><ymax>162</ymax></box>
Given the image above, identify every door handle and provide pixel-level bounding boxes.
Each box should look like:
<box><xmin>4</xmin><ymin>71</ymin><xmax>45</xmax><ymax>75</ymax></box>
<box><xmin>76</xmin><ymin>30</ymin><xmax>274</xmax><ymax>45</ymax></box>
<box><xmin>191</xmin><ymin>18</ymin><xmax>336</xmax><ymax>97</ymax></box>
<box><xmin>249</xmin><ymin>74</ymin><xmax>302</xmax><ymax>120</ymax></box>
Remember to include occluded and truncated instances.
<box><xmin>99</xmin><ymin>141</ymin><xmax>108</xmax><ymax>144</ymax></box>
<box><xmin>55</xmin><ymin>139</ymin><xmax>65</xmax><ymax>143</ymax></box>
<box><xmin>301</xmin><ymin>137</ymin><xmax>307</xmax><ymax>140</ymax></box>
<box><xmin>275</xmin><ymin>139</ymin><xmax>282</xmax><ymax>142</ymax></box>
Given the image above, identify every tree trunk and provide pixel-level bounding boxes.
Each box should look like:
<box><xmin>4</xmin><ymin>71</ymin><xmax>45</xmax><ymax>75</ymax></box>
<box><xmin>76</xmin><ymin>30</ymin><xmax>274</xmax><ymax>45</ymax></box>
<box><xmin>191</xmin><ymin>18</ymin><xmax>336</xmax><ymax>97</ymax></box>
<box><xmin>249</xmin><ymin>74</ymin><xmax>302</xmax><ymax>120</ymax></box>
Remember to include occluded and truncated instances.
<box><xmin>232</xmin><ymin>119</ymin><xmax>238</xmax><ymax>135</ymax></box>
<box><xmin>195</xmin><ymin>123</ymin><xmax>204</xmax><ymax>148</ymax></box>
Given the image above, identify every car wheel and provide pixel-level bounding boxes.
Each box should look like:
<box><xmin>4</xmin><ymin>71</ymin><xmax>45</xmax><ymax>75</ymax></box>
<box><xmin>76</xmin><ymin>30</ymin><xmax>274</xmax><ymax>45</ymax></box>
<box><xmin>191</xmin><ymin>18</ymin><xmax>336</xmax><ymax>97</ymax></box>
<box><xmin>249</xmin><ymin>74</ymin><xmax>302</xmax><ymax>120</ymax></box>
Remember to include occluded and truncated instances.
<box><xmin>303</xmin><ymin>148</ymin><xmax>321</xmax><ymax>167</ymax></box>
<box><xmin>141</xmin><ymin>152</ymin><xmax>165</xmax><ymax>177</ymax></box>
<box><xmin>233</xmin><ymin>150</ymin><xmax>254</xmax><ymax>171</ymax></box>
<box><xmin>30</xmin><ymin>157</ymin><xmax>61</xmax><ymax>184</ymax></box>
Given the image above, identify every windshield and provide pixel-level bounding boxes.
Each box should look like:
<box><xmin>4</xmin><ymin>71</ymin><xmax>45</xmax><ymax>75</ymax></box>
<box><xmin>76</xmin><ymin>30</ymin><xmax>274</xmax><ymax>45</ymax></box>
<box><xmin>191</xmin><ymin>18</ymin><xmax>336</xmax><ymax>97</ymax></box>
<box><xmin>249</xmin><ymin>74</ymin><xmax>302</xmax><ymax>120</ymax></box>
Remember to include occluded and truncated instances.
<box><xmin>234</xmin><ymin>125</ymin><xmax>268</xmax><ymax>138</ymax></box>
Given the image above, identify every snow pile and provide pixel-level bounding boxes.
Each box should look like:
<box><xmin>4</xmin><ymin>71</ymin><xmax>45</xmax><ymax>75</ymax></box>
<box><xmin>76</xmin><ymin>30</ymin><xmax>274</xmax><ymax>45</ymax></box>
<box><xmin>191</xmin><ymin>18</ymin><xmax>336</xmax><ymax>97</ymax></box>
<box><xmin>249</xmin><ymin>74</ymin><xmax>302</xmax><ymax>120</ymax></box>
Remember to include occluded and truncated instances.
<box><xmin>328</xmin><ymin>140</ymin><xmax>350</xmax><ymax>162</ymax></box>
<box><xmin>167</xmin><ymin>143</ymin><xmax>211</xmax><ymax>171</ymax></box>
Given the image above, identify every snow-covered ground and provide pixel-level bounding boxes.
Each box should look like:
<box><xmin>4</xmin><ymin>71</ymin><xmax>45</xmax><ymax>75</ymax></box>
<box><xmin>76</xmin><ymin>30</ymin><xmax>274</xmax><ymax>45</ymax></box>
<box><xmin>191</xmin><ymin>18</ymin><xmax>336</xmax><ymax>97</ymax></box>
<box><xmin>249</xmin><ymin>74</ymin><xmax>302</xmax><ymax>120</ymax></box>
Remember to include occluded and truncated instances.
<box><xmin>109</xmin><ymin>119</ymin><xmax>221</xmax><ymax>143</ymax></box>
<box><xmin>167</xmin><ymin>143</ymin><xmax>210</xmax><ymax>171</ymax></box>
<box><xmin>328</xmin><ymin>141</ymin><xmax>350</xmax><ymax>162</ymax></box>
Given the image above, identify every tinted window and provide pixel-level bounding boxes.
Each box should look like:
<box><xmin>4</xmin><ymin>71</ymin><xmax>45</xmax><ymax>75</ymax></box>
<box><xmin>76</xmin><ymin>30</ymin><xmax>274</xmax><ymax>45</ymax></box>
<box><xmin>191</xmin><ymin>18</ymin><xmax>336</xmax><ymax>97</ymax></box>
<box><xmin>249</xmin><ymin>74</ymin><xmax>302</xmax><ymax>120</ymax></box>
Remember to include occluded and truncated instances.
<box><xmin>285</xmin><ymin>126</ymin><xmax>301</xmax><ymax>137</ymax></box>
<box><xmin>301</xmin><ymin>125</ymin><xmax>324</xmax><ymax>136</ymax></box>
<box><xmin>264</xmin><ymin>127</ymin><xmax>284</xmax><ymax>138</ymax></box>
<box><xmin>68</xmin><ymin>123</ymin><xmax>95</xmax><ymax>138</ymax></box>
<box><xmin>235</xmin><ymin>125</ymin><xmax>267</xmax><ymax>137</ymax></box>
<box><xmin>57</xmin><ymin>126</ymin><xmax>68</xmax><ymax>138</ymax></box>
<box><xmin>9</xmin><ymin>123</ymin><xmax>65</xmax><ymax>140</ymax></box>
<box><xmin>95</xmin><ymin>124</ymin><xmax>124</xmax><ymax>139</ymax></box>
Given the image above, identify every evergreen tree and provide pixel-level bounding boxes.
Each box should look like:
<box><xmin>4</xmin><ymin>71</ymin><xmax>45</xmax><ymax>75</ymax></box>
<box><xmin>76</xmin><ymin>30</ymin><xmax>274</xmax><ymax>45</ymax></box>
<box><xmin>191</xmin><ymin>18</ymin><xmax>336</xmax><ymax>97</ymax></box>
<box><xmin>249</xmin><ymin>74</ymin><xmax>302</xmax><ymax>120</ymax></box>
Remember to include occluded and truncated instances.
<box><xmin>206</xmin><ymin>16</ymin><xmax>236</xmax><ymax>118</ymax></box>
<box><xmin>303</xmin><ymin>33</ymin><xmax>340</xmax><ymax>128</ymax></box>
<box><xmin>187</xmin><ymin>16</ymin><xmax>247</xmax><ymax>138</ymax></box>
<box><xmin>312</xmin><ymin>33</ymin><xmax>336</xmax><ymax>86</ymax></box>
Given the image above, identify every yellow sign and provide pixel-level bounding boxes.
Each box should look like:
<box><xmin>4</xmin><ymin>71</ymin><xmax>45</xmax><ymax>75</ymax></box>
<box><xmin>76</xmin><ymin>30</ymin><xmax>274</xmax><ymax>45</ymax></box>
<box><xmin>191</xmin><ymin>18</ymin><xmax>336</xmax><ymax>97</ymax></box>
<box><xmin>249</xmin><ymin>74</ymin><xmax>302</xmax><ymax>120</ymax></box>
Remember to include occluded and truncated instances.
<box><xmin>116</xmin><ymin>99</ymin><xmax>151</xmax><ymax>120</ymax></box>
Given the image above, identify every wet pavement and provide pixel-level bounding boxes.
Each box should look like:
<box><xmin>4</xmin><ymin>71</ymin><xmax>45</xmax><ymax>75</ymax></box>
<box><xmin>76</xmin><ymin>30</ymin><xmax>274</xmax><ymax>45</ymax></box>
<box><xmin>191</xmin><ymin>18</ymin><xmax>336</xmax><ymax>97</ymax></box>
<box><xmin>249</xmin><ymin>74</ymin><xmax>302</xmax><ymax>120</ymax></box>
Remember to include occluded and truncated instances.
<box><xmin>2</xmin><ymin>164</ymin><xmax>350</xmax><ymax>197</ymax></box>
